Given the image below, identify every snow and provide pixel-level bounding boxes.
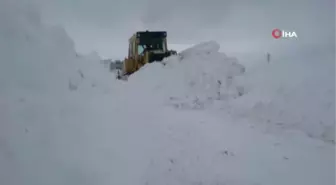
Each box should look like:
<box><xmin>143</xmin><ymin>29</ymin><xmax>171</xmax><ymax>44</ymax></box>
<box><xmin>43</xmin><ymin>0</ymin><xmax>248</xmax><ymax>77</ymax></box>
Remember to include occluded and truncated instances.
<box><xmin>228</xmin><ymin>51</ymin><xmax>335</xmax><ymax>143</ymax></box>
<box><xmin>0</xmin><ymin>0</ymin><xmax>334</xmax><ymax>185</ymax></box>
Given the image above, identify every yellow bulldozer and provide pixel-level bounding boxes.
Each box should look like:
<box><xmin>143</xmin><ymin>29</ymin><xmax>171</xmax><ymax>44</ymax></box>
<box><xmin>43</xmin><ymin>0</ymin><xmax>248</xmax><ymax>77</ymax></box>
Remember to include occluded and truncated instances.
<box><xmin>116</xmin><ymin>30</ymin><xmax>177</xmax><ymax>80</ymax></box>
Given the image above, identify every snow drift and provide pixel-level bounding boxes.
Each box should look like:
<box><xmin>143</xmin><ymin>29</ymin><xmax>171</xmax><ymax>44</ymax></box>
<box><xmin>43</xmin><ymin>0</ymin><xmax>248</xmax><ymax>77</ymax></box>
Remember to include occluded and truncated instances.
<box><xmin>0</xmin><ymin>1</ymin><xmax>114</xmax><ymax>184</ymax></box>
<box><xmin>0</xmin><ymin>0</ymin><xmax>76</xmax><ymax>96</ymax></box>
<box><xmin>229</xmin><ymin>51</ymin><xmax>335</xmax><ymax>143</ymax></box>
<box><xmin>122</xmin><ymin>41</ymin><xmax>245</xmax><ymax>109</ymax></box>
<box><xmin>120</xmin><ymin>40</ymin><xmax>335</xmax><ymax>143</ymax></box>
<box><xmin>0</xmin><ymin>0</ymin><xmax>113</xmax><ymax>96</ymax></box>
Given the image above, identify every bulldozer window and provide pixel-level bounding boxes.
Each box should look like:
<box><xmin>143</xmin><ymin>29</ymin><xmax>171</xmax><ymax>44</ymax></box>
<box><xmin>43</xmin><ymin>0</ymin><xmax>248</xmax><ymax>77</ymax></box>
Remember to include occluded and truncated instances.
<box><xmin>138</xmin><ymin>45</ymin><xmax>144</xmax><ymax>55</ymax></box>
<box><xmin>141</xmin><ymin>41</ymin><xmax>165</xmax><ymax>51</ymax></box>
<box><xmin>151</xmin><ymin>41</ymin><xmax>164</xmax><ymax>50</ymax></box>
<box><xmin>155</xmin><ymin>43</ymin><xmax>163</xmax><ymax>50</ymax></box>
<box><xmin>136</xmin><ymin>39</ymin><xmax>166</xmax><ymax>54</ymax></box>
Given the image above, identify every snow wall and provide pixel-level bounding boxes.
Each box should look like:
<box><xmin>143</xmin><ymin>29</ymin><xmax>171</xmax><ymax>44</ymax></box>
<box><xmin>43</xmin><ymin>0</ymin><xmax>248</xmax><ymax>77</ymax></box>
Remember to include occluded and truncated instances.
<box><xmin>0</xmin><ymin>1</ymin><xmax>115</xmax><ymax>184</ymax></box>
<box><xmin>119</xmin><ymin>41</ymin><xmax>335</xmax><ymax>144</ymax></box>
<box><xmin>231</xmin><ymin>50</ymin><xmax>335</xmax><ymax>143</ymax></box>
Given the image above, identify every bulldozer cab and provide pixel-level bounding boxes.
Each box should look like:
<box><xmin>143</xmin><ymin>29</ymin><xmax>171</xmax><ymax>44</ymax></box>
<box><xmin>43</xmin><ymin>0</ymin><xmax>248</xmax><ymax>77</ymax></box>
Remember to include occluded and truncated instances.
<box><xmin>128</xmin><ymin>31</ymin><xmax>168</xmax><ymax>59</ymax></box>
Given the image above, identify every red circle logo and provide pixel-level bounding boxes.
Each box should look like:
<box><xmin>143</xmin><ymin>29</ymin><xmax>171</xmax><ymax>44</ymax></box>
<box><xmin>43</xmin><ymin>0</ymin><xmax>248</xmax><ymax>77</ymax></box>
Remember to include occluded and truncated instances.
<box><xmin>272</xmin><ymin>29</ymin><xmax>282</xmax><ymax>39</ymax></box>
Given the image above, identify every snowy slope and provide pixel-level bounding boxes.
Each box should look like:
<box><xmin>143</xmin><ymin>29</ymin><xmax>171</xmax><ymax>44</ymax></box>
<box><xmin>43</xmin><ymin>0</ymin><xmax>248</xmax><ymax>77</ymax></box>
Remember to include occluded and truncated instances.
<box><xmin>0</xmin><ymin>1</ymin><xmax>114</xmax><ymax>184</ymax></box>
<box><xmin>0</xmin><ymin>1</ymin><xmax>334</xmax><ymax>185</ymax></box>
<box><xmin>119</xmin><ymin>40</ymin><xmax>335</xmax><ymax>144</ymax></box>
<box><xmin>229</xmin><ymin>50</ymin><xmax>335</xmax><ymax>143</ymax></box>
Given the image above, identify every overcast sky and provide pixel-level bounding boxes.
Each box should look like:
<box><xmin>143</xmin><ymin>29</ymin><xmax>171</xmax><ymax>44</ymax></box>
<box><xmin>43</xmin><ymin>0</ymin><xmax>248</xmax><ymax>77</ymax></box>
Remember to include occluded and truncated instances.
<box><xmin>32</xmin><ymin>0</ymin><xmax>335</xmax><ymax>59</ymax></box>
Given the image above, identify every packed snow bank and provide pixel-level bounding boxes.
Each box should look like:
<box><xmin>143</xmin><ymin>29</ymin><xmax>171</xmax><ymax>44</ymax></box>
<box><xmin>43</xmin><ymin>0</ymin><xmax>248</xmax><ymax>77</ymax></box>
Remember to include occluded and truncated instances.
<box><xmin>0</xmin><ymin>1</ymin><xmax>114</xmax><ymax>184</ymax></box>
<box><xmin>225</xmin><ymin>50</ymin><xmax>335</xmax><ymax>143</ymax></box>
<box><xmin>0</xmin><ymin>0</ymin><xmax>112</xmax><ymax>97</ymax></box>
<box><xmin>70</xmin><ymin>54</ymin><xmax>114</xmax><ymax>94</ymax></box>
<box><xmin>0</xmin><ymin>0</ymin><xmax>77</xmax><ymax>96</ymax></box>
<box><xmin>122</xmin><ymin>41</ymin><xmax>335</xmax><ymax>144</ymax></box>
<box><xmin>124</xmin><ymin>41</ymin><xmax>245</xmax><ymax>108</ymax></box>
